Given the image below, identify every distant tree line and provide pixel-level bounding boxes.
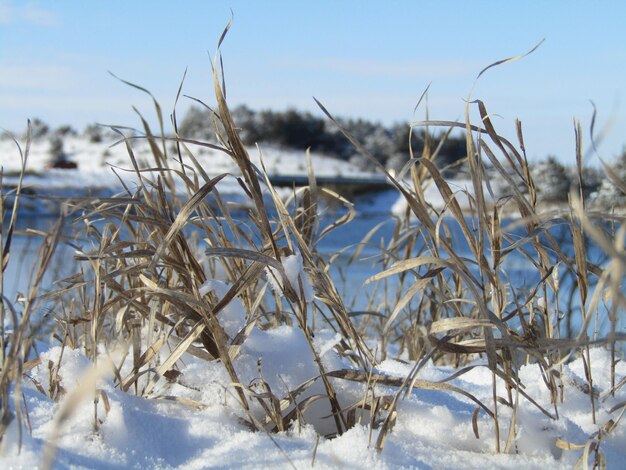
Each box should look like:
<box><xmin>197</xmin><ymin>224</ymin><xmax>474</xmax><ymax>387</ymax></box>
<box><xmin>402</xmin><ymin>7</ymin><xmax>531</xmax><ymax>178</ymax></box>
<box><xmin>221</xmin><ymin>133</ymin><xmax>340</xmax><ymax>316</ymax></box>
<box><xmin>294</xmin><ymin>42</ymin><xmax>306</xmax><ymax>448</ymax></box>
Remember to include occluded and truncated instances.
<box><xmin>6</xmin><ymin>107</ymin><xmax>469</xmax><ymax>173</ymax></box>
<box><xmin>178</xmin><ymin>105</ymin><xmax>468</xmax><ymax>172</ymax></box>
<box><xmin>4</xmin><ymin>114</ymin><xmax>625</xmax><ymax>207</ymax></box>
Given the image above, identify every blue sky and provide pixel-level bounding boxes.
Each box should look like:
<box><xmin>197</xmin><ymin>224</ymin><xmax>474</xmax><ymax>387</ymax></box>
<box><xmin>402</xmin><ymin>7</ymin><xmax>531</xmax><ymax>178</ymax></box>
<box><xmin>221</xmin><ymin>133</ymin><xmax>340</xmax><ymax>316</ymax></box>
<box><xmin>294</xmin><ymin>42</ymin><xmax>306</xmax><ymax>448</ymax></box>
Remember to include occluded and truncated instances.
<box><xmin>1</xmin><ymin>0</ymin><xmax>625</xmax><ymax>165</ymax></box>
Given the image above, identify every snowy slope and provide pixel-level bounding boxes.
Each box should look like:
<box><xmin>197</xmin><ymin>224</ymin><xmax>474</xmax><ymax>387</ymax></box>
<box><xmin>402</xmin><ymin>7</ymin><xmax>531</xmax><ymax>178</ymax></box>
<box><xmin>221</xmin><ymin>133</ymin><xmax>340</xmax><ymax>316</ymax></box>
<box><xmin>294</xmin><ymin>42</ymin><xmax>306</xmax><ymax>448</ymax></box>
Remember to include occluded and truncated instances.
<box><xmin>1</xmin><ymin>136</ymin><xmax>488</xmax><ymax>216</ymax></box>
<box><xmin>0</xmin><ymin>136</ymin><xmax>372</xmax><ymax>190</ymax></box>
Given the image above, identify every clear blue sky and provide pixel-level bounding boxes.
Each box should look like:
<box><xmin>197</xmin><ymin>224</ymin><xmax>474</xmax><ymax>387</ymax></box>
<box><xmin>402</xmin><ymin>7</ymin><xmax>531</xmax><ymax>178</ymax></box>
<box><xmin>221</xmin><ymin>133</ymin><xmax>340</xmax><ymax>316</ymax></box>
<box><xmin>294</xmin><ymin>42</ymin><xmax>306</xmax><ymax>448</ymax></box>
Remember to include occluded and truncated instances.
<box><xmin>1</xmin><ymin>0</ymin><xmax>625</xmax><ymax>165</ymax></box>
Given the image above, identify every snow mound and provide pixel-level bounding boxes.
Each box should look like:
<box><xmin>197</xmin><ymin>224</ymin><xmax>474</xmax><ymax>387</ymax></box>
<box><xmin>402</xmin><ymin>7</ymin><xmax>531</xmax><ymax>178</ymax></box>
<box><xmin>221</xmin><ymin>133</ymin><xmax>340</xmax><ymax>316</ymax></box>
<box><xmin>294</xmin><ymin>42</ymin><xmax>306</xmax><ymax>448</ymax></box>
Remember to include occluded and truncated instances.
<box><xmin>2</xmin><ymin>342</ymin><xmax>625</xmax><ymax>469</ymax></box>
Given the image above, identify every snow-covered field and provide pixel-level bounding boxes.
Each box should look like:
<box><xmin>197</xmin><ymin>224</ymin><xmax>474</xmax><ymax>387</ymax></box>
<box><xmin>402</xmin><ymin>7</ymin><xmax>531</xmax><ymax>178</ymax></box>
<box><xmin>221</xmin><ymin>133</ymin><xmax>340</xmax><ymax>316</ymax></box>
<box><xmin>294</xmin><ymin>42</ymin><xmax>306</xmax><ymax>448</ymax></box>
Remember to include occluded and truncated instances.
<box><xmin>1</xmin><ymin>136</ymin><xmax>373</xmax><ymax>199</ymax></box>
<box><xmin>1</xmin><ymin>136</ymin><xmax>480</xmax><ymax>215</ymax></box>
<box><xmin>1</xmin><ymin>336</ymin><xmax>624</xmax><ymax>469</ymax></box>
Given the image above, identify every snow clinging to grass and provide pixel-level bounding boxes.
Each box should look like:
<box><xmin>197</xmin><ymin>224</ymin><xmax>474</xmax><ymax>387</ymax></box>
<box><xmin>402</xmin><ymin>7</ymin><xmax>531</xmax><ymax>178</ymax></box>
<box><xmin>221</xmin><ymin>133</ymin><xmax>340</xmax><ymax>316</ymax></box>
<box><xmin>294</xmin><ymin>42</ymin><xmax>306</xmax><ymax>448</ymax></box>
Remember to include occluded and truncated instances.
<box><xmin>265</xmin><ymin>252</ymin><xmax>315</xmax><ymax>302</ymax></box>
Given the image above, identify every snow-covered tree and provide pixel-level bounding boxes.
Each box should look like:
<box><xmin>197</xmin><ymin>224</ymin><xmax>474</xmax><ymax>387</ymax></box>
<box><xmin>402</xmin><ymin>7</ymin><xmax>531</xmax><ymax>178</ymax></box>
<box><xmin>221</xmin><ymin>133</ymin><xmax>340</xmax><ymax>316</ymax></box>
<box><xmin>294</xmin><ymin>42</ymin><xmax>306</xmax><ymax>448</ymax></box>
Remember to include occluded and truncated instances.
<box><xmin>178</xmin><ymin>106</ymin><xmax>213</xmax><ymax>140</ymax></box>
<box><xmin>84</xmin><ymin>123</ymin><xmax>104</xmax><ymax>143</ymax></box>
<box><xmin>363</xmin><ymin>126</ymin><xmax>395</xmax><ymax>166</ymax></box>
<box><xmin>385</xmin><ymin>152</ymin><xmax>410</xmax><ymax>173</ymax></box>
<box><xmin>530</xmin><ymin>156</ymin><xmax>571</xmax><ymax>203</ymax></box>
<box><xmin>591</xmin><ymin>149</ymin><xmax>626</xmax><ymax>207</ymax></box>
<box><xmin>231</xmin><ymin>104</ymin><xmax>259</xmax><ymax>144</ymax></box>
<box><xmin>52</xmin><ymin>125</ymin><xmax>77</xmax><ymax>138</ymax></box>
<box><xmin>566</xmin><ymin>165</ymin><xmax>603</xmax><ymax>200</ymax></box>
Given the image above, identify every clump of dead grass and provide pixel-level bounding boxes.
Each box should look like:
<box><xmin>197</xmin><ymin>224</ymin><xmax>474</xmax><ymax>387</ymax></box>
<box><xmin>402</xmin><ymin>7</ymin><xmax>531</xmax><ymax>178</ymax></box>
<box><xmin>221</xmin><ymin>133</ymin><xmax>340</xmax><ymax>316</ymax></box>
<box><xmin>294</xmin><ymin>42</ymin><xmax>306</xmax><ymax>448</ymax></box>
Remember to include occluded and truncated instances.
<box><xmin>1</xmin><ymin>30</ymin><xmax>625</xmax><ymax>468</ymax></box>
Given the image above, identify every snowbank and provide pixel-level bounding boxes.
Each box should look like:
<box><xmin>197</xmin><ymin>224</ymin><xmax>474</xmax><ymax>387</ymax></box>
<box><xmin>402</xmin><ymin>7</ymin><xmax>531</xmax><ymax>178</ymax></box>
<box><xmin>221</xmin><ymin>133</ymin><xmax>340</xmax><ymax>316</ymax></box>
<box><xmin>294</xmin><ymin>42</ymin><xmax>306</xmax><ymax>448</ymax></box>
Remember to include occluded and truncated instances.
<box><xmin>1</xmin><ymin>137</ymin><xmax>369</xmax><ymax>190</ymax></box>
<box><xmin>1</xmin><ymin>136</ymin><xmax>386</xmax><ymax>216</ymax></box>
<box><xmin>2</xmin><ymin>339</ymin><xmax>624</xmax><ymax>469</ymax></box>
<box><xmin>390</xmin><ymin>178</ymin><xmax>497</xmax><ymax>215</ymax></box>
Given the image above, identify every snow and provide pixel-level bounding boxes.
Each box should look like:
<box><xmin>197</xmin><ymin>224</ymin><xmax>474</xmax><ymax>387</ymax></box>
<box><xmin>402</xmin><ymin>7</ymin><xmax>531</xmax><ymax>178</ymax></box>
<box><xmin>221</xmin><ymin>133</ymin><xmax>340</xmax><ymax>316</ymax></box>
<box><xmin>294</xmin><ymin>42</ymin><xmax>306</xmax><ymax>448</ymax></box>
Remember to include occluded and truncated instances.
<box><xmin>265</xmin><ymin>252</ymin><xmax>315</xmax><ymax>302</ymax></box>
<box><xmin>0</xmin><ymin>135</ymin><xmax>372</xmax><ymax>195</ymax></box>
<box><xmin>2</xmin><ymin>336</ymin><xmax>625</xmax><ymax>468</ymax></box>
<box><xmin>198</xmin><ymin>279</ymin><xmax>246</xmax><ymax>338</ymax></box>
<box><xmin>1</xmin><ymin>136</ymin><xmax>492</xmax><ymax>217</ymax></box>
<box><xmin>2</xmin><ymin>135</ymin><xmax>399</xmax><ymax>218</ymax></box>
<box><xmin>390</xmin><ymin>178</ymin><xmax>497</xmax><ymax>215</ymax></box>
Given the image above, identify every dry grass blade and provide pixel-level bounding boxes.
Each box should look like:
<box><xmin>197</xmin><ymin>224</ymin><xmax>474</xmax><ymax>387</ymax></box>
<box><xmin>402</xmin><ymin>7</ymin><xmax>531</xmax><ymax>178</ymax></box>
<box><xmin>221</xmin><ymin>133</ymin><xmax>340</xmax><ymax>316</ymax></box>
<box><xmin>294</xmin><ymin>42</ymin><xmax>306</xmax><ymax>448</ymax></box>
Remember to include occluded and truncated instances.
<box><xmin>151</xmin><ymin>395</ymin><xmax>207</xmax><ymax>410</ymax></box>
<box><xmin>142</xmin><ymin>321</ymin><xmax>206</xmax><ymax>396</ymax></box>
<box><xmin>347</xmin><ymin>220</ymin><xmax>387</xmax><ymax>265</ymax></box>
<box><xmin>120</xmin><ymin>335</ymin><xmax>168</xmax><ymax>392</ymax></box>
<box><xmin>429</xmin><ymin>317</ymin><xmax>495</xmax><ymax>335</ymax></box>
<box><xmin>383</xmin><ymin>266</ymin><xmax>444</xmax><ymax>333</ymax></box>
<box><xmin>151</xmin><ymin>173</ymin><xmax>228</xmax><ymax>268</ymax></box>
<box><xmin>571</xmin><ymin>218</ymin><xmax>589</xmax><ymax>306</ymax></box>
<box><xmin>326</xmin><ymin>369</ymin><xmax>494</xmax><ymax>417</ymax></box>
<box><xmin>476</xmin><ymin>38</ymin><xmax>545</xmax><ymax>80</ymax></box>
<box><xmin>314</xmin><ymin>97</ymin><xmax>437</xmax><ymax>235</ymax></box>
<box><xmin>1</xmin><ymin>127</ymin><xmax>30</xmax><ymax>272</ymax></box>
<box><xmin>205</xmin><ymin>247</ymin><xmax>284</xmax><ymax>273</ymax></box>
<box><xmin>211</xmin><ymin>32</ymin><xmax>280</xmax><ymax>261</ymax></box>
<box><xmin>108</xmin><ymin>71</ymin><xmax>166</xmax><ymax>142</ymax></box>
<box><xmin>366</xmin><ymin>256</ymin><xmax>479</xmax><ymax>289</ymax></box>
<box><xmin>1</xmin><ymin>127</ymin><xmax>32</xmax><ymax>449</ymax></box>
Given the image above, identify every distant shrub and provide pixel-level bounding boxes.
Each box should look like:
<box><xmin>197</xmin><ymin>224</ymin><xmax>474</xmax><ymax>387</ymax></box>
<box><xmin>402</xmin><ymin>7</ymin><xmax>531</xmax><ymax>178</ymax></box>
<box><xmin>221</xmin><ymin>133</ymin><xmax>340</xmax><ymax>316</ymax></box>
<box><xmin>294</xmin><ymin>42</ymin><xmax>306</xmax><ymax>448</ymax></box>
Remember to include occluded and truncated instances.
<box><xmin>49</xmin><ymin>136</ymin><xmax>65</xmax><ymax>161</ymax></box>
<box><xmin>231</xmin><ymin>104</ymin><xmax>259</xmax><ymax>143</ymax></box>
<box><xmin>591</xmin><ymin>149</ymin><xmax>626</xmax><ymax>207</ymax></box>
<box><xmin>178</xmin><ymin>106</ymin><xmax>213</xmax><ymax>141</ymax></box>
<box><xmin>568</xmin><ymin>165</ymin><xmax>603</xmax><ymax>200</ymax></box>
<box><xmin>531</xmin><ymin>156</ymin><xmax>571</xmax><ymax>203</ymax></box>
<box><xmin>47</xmin><ymin>136</ymin><xmax>77</xmax><ymax>169</ymax></box>
<box><xmin>83</xmin><ymin>123</ymin><xmax>104</xmax><ymax>143</ymax></box>
<box><xmin>53</xmin><ymin>125</ymin><xmax>77</xmax><ymax>138</ymax></box>
<box><xmin>26</xmin><ymin>118</ymin><xmax>50</xmax><ymax>140</ymax></box>
<box><xmin>384</xmin><ymin>152</ymin><xmax>409</xmax><ymax>173</ymax></box>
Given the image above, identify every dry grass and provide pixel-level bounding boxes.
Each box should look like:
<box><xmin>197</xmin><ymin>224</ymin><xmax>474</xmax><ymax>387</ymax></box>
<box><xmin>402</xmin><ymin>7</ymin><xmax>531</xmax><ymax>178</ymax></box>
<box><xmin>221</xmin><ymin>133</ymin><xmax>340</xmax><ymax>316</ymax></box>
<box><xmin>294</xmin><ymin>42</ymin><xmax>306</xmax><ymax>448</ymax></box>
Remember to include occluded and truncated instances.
<box><xmin>1</xmin><ymin>125</ymin><xmax>65</xmax><ymax>448</ymax></box>
<box><xmin>1</xmin><ymin>32</ymin><xmax>625</xmax><ymax>467</ymax></box>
